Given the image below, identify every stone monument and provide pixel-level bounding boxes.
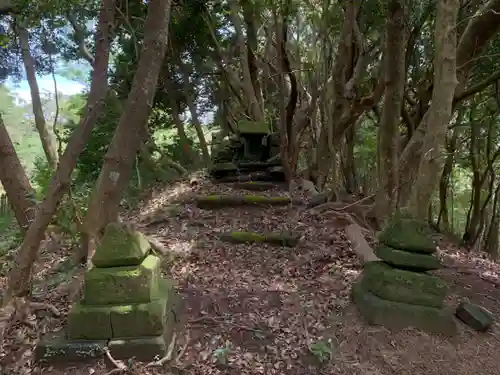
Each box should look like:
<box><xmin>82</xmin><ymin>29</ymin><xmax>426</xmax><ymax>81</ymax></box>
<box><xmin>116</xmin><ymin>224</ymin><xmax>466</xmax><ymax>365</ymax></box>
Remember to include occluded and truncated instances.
<box><xmin>352</xmin><ymin>212</ymin><xmax>457</xmax><ymax>336</ymax></box>
<box><xmin>36</xmin><ymin>222</ymin><xmax>181</xmax><ymax>363</ymax></box>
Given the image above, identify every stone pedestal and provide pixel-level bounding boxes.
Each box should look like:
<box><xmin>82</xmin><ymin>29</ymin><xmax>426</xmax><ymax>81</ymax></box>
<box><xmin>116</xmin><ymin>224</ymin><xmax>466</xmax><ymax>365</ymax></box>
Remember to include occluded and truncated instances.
<box><xmin>36</xmin><ymin>223</ymin><xmax>181</xmax><ymax>363</ymax></box>
<box><xmin>352</xmin><ymin>213</ymin><xmax>457</xmax><ymax>336</ymax></box>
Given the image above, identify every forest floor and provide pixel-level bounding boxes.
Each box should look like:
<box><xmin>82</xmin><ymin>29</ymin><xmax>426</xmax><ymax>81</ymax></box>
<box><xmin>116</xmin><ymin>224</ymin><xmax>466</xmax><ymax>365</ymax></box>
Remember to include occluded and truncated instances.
<box><xmin>2</xmin><ymin>177</ymin><xmax>500</xmax><ymax>375</ymax></box>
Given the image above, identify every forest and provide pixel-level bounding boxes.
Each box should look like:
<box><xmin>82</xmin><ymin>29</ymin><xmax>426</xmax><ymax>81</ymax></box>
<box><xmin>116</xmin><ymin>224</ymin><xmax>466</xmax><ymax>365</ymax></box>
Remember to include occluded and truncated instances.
<box><xmin>0</xmin><ymin>0</ymin><xmax>500</xmax><ymax>374</ymax></box>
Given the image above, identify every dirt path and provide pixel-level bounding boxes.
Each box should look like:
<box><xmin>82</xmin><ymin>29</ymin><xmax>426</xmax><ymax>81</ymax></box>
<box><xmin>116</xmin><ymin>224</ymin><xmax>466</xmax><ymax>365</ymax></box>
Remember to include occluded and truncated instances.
<box><xmin>4</xmin><ymin>178</ymin><xmax>500</xmax><ymax>374</ymax></box>
<box><xmin>134</xmin><ymin>180</ymin><xmax>500</xmax><ymax>375</ymax></box>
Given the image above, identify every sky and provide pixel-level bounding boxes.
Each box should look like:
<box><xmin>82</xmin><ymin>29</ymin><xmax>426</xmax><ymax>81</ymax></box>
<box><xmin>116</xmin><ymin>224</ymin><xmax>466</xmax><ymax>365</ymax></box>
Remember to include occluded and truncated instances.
<box><xmin>5</xmin><ymin>74</ymin><xmax>87</xmax><ymax>104</ymax></box>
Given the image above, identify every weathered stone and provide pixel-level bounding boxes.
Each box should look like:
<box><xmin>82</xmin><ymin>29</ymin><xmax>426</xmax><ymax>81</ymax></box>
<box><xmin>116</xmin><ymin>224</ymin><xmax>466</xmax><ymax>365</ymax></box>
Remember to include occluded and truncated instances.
<box><xmin>108</xmin><ymin>287</ymin><xmax>182</xmax><ymax>361</ymax></box>
<box><xmin>378</xmin><ymin>213</ymin><xmax>436</xmax><ymax>254</ymax></box>
<box><xmin>375</xmin><ymin>245</ymin><xmax>442</xmax><ymax>271</ymax></box>
<box><xmin>82</xmin><ymin>255</ymin><xmax>161</xmax><ymax>305</ymax></box>
<box><xmin>455</xmin><ymin>302</ymin><xmax>494</xmax><ymax>332</ymax></box>
<box><xmin>108</xmin><ymin>336</ymin><xmax>168</xmax><ymax>362</ymax></box>
<box><xmin>110</xmin><ymin>298</ymin><xmax>167</xmax><ymax>338</ymax></box>
<box><xmin>68</xmin><ymin>304</ymin><xmax>112</xmax><ymax>340</ymax></box>
<box><xmin>36</xmin><ymin>331</ymin><xmax>106</xmax><ymax>363</ymax></box>
<box><xmin>92</xmin><ymin>222</ymin><xmax>151</xmax><ymax>268</ymax></box>
<box><xmin>352</xmin><ymin>279</ymin><xmax>456</xmax><ymax>337</ymax></box>
<box><xmin>363</xmin><ymin>261</ymin><xmax>447</xmax><ymax>308</ymax></box>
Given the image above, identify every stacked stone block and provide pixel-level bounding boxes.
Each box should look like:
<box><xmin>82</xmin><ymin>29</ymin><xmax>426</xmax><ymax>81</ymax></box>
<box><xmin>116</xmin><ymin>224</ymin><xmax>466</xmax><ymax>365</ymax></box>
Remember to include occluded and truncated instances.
<box><xmin>352</xmin><ymin>213</ymin><xmax>457</xmax><ymax>336</ymax></box>
<box><xmin>36</xmin><ymin>223</ymin><xmax>180</xmax><ymax>363</ymax></box>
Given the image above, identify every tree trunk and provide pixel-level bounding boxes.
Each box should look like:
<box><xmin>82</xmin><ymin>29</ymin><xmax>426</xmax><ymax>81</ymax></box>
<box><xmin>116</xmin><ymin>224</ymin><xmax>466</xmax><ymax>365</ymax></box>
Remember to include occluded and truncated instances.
<box><xmin>4</xmin><ymin>0</ymin><xmax>115</xmax><ymax>302</ymax></box>
<box><xmin>178</xmin><ymin>63</ymin><xmax>211</xmax><ymax>165</ymax></box>
<box><xmin>16</xmin><ymin>21</ymin><xmax>58</xmax><ymax>170</ymax></box>
<box><xmin>374</xmin><ymin>0</ymin><xmax>406</xmax><ymax>223</ymax></box>
<box><xmin>408</xmin><ymin>0</ymin><xmax>460</xmax><ymax>220</ymax></box>
<box><xmin>436</xmin><ymin>127</ymin><xmax>459</xmax><ymax>231</ymax></box>
<box><xmin>82</xmin><ymin>0</ymin><xmax>173</xmax><ymax>266</ymax></box>
<box><xmin>0</xmin><ymin>114</ymin><xmax>35</xmax><ymax>232</ymax></box>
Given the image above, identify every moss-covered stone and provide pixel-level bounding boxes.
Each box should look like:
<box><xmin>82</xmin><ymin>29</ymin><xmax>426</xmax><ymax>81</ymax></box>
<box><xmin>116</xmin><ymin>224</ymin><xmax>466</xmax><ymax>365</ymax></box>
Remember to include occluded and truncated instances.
<box><xmin>455</xmin><ymin>302</ymin><xmax>494</xmax><ymax>332</ymax></box>
<box><xmin>363</xmin><ymin>262</ymin><xmax>447</xmax><ymax>308</ymax></box>
<box><xmin>82</xmin><ymin>255</ymin><xmax>161</xmax><ymax>305</ymax></box>
<box><xmin>375</xmin><ymin>245</ymin><xmax>442</xmax><ymax>271</ymax></box>
<box><xmin>237</xmin><ymin>119</ymin><xmax>270</xmax><ymax>134</ymax></box>
<box><xmin>233</xmin><ymin>181</ymin><xmax>277</xmax><ymax>191</ymax></box>
<box><xmin>35</xmin><ymin>331</ymin><xmax>106</xmax><ymax>363</ymax></box>
<box><xmin>351</xmin><ymin>279</ymin><xmax>456</xmax><ymax>336</ymax></box>
<box><xmin>67</xmin><ymin>303</ymin><xmax>112</xmax><ymax>340</ymax></box>
<box><xmin>91</xmin><ymin>222</ymin><xmax>151</xmax><ymax>268</ymax></box>
<box><xmin>220</xmin><ymin>231</ymin><xmax>299</xmax><ymax>247</ymax></box>
<box><xmin>378</xmin><ymin>213</ymin><xmax>436</xmax><ymax>254</ymax></box>
<box><xmin>195</xmin><ymin>194</ymin><xmax>291</xmax><ymax>209</ymax></box>
<box><xmin>110</xmin><ymin>298</ymin><xmax>167</xmax><ymax>338</ymax></box>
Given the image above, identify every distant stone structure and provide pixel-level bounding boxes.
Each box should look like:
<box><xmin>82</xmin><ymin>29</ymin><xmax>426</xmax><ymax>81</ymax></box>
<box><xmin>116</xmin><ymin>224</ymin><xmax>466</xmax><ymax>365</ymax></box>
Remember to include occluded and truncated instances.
<box><xmin>352</xmin><ymin>213</ymin><xmax>457</xmax><ymax>336</ymax></box>
<box><xmin>36</xmin><ymin>223</ymin><xmax>181</xmax><ymax>363</ymax></box>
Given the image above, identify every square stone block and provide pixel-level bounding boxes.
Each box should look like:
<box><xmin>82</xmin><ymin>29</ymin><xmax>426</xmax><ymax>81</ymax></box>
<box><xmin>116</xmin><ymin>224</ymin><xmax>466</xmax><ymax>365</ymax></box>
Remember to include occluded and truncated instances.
<box><xmin>36</xmin><ymin>330</ymin><xmax>107</xmax><ymax>364</ymax></box>
<box><xmin>68</xmin><ymin>303</ymin><xmax>112</xmax><ymax>340</ymax></box>
<box><xmin>82</xmin><ymin>255</ymin><xmax>161</xmax><ymax>305</ymax></box>
<box><xmin>110</xmin><ymin>298</ymin><xmax>167</xmax><ymax>338</ymax></box>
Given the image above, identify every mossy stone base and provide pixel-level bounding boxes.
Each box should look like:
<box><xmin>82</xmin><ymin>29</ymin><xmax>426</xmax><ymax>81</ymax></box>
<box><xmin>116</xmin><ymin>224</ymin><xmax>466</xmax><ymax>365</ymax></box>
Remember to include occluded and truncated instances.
<box><xmin>375</xmin><ymin>245</ymin><xmax>442</xmax><ymax>271</ymax></box>
<box><xmin>68</xmin><ymin>303</ymin><xmax>112</xmax><ymax>340</ymax></box>
<box><xmin>36</xmin><ymin>331</ymin><xmax>106</xmax><ymax>363</ymax></box>
<box><xmin>363</xmin><ymin>261</ymin><xmax>447</xmax><ymax>308</ymax></box>
<box><xmin>352</xmin><ymin>280</ymin><xmax>457</xmax><ymax>337</ymax></box>
<box><xmin>82</xmin><ymin>255</ymin><xmax>161</xmax><ymax>305</ymax></box>
<box><xmin>378</xmin><ymin>214</ymin><xmax>436</xmax><ymax>254</ymax></box>
<box><xmin>220</xmin><ymin>231</ymin><xmax>299</xmax><ymax>247</ymax></box>
<box><xmin>455</xmin><ymin>302</ymin><xmax>494</xmax><ymax>332</ymax></box>
<box><xmin>108</xmin><ymin>286</ymin><xmax>182</xmax><ymax>361</ymax></box>
<box><xmin>110</xmin><ymin>298</ymin><xmax>167</xmax><ymax>338</ymax></box>
<box><xmin>92</xmin><ymin>222</ymin><xmax>151</xmax><ymax>268</ymax></box>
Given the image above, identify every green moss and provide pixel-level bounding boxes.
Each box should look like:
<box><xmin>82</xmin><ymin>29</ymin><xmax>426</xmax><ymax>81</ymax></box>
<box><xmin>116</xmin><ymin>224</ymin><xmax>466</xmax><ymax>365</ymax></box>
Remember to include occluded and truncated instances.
<box><xmin>110</xmin><ymin>298</ymin><xmax>167</xmax><ymax>338</ymax></box>
<box><xmin>82</xmin><ymin>255</ymin><xmax>161</xmax><ymax>305</ymax></box>
<box><xmin>92</xmin><ymin>222</ymin><xmax>150</xmax><ymax>268</ymax></box>
<box><xmin>68</xmin><ymin>303</ymin><xmax>112</xmax><ymax>340</ymax></box>
<box><xmin>375</xmin><ymin>245</ymin><xmax>442</xmax><ymax>271</ymax></box>
<box><xmin>378</xmin><ymin>213</ymin><xmax>436</xmax><ymax>254</ymax></box>
<box><xmin>351</xmin><ymin>279</ymin><xmax>456</xmax><ymax>336</ymax></box>
<box><xmin>230</xmin><ymin>231</ymin><xmax>266</xmax><ymax>242</ymax></box>
<box><xmin>363</xmin><ymin>261</ymin><xmax>447</xmax><ymax>308</ymax></box>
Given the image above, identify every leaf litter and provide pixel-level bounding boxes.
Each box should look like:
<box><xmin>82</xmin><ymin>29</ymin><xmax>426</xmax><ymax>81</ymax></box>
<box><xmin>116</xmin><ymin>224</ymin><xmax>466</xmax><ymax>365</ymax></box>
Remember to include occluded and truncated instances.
<box><xmin>1</xmin><ymin>177</ymin><xmax>500</xmax><ymax>374</ymax></box>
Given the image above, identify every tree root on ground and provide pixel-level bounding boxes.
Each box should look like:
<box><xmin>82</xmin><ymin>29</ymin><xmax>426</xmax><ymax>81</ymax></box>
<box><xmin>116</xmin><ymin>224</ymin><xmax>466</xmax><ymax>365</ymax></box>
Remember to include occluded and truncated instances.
<box><xmin>344</xmin><ymin>223</ymin><xmax>380</xmax><ymax>263</ymax></box>
<box><xmin>0</xmin><ymin>297</ymin><xmax>61</xmax><ymax>358</ymax></box>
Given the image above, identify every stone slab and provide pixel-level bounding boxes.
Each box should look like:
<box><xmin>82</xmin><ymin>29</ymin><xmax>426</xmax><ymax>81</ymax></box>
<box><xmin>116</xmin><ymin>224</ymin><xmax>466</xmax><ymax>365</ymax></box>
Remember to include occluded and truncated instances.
<box><xmin>363</xmin><ymin>261</ymin><xmax>447</xmax><ymax>308</ymax></box>
<box><xmin>455</xmin><ymin>302</ymin><xmax>494</xmax><ymax>332</ymax></box>
<box><xmin>82</xmin><ymin>255</ymin><xmax>161</xmax><ymax>305</ymax></box>
<box><xmin>35</xmin><ymin>330</ymin><xmax>106</xmax><ymax>364</ymax></box>
<box><xmin>375</xmin><ymin>245</ymin><xmax>442</xmax><ymax>271</ymax></box>
<box><xmin>352</xmin><ymin>279</ymin><xmax>457</xmax><ymax>337</ymax></box>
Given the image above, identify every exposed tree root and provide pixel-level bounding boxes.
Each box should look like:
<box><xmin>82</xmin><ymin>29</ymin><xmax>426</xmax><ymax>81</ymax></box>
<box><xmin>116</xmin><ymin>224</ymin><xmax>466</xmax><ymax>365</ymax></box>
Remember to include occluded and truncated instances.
<box><xmin>103</xmin><ymin>347</ymin><xmax>128</xmax><ymax>375</ymax></box>
<box><xmin>344</xmin><ymin>223</ymin><xmax>380</xmax><ymax>263</ymax></box>
<box><xmin>145</xmin><ymin>332</ymin><xmax>178</xmax><ymax>368</ymax></box>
